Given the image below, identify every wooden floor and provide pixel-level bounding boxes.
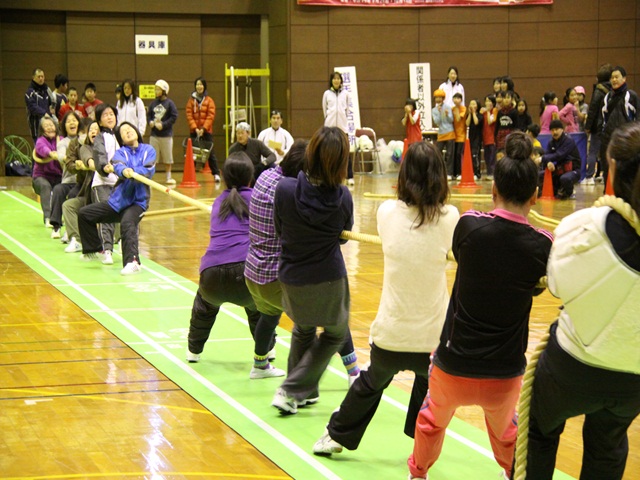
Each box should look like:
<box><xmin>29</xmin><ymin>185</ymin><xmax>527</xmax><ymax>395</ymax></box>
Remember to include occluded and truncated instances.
<box><xmin>1</xmin><ymin>171</ymin><xmax>638</xmax><ymax>479</ymax></box>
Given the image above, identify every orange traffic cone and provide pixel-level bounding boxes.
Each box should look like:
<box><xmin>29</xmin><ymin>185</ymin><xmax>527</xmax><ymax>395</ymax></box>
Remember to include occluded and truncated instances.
<box><xmin>457</xmin><ymin>139</ymin><xmax>477</xmax><ymax>188</ymax></box>
<box><xmin>605</xmin><ymin>173</ymin><xmax>614</xmax><ymax>195</ymax></box>
<box><xmin>540</xmin><ymin>168</ymin><xmax>555</xmax><ymax>200</ymax></box>
<box><xmin>202</xmin><ymin>159</ymin><xmax>212</xmax><ymax>175</ymax></box>
<box><xmin>180</xmin><ymin>138</ymin><xmax>201</xmax><ymax>188</ymax></box>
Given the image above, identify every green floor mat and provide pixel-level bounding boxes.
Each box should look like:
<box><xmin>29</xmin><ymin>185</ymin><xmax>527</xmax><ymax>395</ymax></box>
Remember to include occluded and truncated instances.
<box><xmin>0</xmin><ymin>191</ymin><xmax>575</xmax><ymax>480</ymax></box>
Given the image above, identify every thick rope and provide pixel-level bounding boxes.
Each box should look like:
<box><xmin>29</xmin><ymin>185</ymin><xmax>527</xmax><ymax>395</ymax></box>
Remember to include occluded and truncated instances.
<box><xmin>513</xmin><ymin>195</ymin><xmax>640</xmax><ymax>480</ymax></box>
<box><xmin>339</xmin><ymin>230</ymin><xmax>382</xmax><ymax>245</ymax></box>
<box><xmin>513</xmin><ymin>327</ymin><xmax>551</xmax><ymax>480</ymax></box>
<box><xmin>130</xmin><ymin>172</ymin><xmax>213</xmax><ymax>213</ymax></box>
<box><xmin>143</xmin><ymin>206</ymin><xmax>205</xmax><ymax>217</ymax></box>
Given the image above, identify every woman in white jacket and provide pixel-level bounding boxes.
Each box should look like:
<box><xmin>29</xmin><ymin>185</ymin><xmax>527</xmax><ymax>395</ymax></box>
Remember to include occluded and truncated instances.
<box><xmin>322</xmin><ymin>71</ymin><xmax>354</xmax><ymax>185</ymax></box>
<box><xmin>438</xmin><ymin>66</ymin><xmax>465</xmax><ymax>106</ymax></box>
<box><xmin>525</xmin><ymin>121</ymin><xmax>640</xmax><ymax>480</ymax></box>
<box><xmin>116</xmin><ymin>79</ymin><xmax>146</xmax><ymax>136</ymax></box>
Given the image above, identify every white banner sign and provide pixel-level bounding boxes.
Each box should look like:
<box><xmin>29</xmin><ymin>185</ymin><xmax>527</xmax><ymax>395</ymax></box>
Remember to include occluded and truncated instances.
<box><xmin>334</xmin><ymin>66</ymin><xmax>361</xmax><ymax>147</ymax></box>
<box><xmin>409</xmin><ymin>63</ymin><xmax>432</xmax><ymax>131</ymax></box>
<box><xmin>135</xmin><ymin>35</ymin><xmax>169</xmax><ymax>55</ymax></box>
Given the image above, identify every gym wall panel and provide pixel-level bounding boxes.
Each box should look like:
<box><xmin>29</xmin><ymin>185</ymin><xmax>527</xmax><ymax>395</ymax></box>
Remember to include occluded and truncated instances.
<box><xmin>598</xmin><ymin>20</ymin><xmax>636</xmax><ymax>49</ymax></box>
<box><xmin>290</xmin><ymin>26</ymin><xmax>328</xmax><ymax>54</ymax></box>
<box><xmin>330</xmin><ymin>25</ymin><xmax>419</xmax><ymax>54</ymax></box>
<box><xmin>418</xmin><ymin>23</ymin><xmax>507</xmax><ymax>52</ymax></box>
<box><xmin>507</xmin><ymin>21</ymin><xmax>599</xmax><ymax>51</ymax></box>
<box><xmin>291</xmin><ymin>54</ymin><xmax>329</xmax><ymax>82</ymax></box>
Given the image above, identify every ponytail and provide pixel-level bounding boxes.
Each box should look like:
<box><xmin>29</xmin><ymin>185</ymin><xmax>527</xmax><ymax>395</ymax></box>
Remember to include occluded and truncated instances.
<box><xmin>218</xmin><ymin>187</ymin><xmax>249</xmax><ymax>221</ymax></box>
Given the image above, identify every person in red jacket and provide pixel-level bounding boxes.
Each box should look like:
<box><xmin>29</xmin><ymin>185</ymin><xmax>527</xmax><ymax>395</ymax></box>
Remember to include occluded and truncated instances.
<box><xmin>186</xmin><ymin>77</ymin><xmax>220</xmax><ymax>181</ymax></box>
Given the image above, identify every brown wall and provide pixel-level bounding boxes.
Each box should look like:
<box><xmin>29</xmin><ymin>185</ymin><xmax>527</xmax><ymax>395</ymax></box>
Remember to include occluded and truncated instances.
<box><xmin>287</xmin><ymin>0</ymin><xmax>640</xmax><ymax>142</ymax></box>
<box><xmin>2</xmin><ymin>0</ymin><xmax>640</xmax><ymax>170</ymax></box>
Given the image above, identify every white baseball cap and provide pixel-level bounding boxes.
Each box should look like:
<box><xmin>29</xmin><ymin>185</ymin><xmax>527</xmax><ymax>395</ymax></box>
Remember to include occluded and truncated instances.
<box><xmin>155</xmin><ymin>79</ymin><xmax>169</xmax><ymax>94</ymax></box>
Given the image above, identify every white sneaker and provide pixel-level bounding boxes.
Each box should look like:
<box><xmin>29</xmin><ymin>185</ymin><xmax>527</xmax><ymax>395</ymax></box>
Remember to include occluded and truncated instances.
<box><xmin>347</xmin><ymin>178</ymin><xmax>355</xmax><ymax>186</ymax></box>
<box><xmin>272</xmin><ymin>388</ymin><xmax>297</xmax><ymax>415</ymax></box>
<box><xmin>250</xmin><ymin>364</ymin><xmax>286</xmax><ymax>379</ymax></box>
<box><xmin>186</xmin><ymin>350</ymin><xmax>201</xmax><ymax>363</ymax></box>
<box><xmin>50</xmin><ymin>228</ymin><xmax>61</xmax><ymax>239</ymax></box>
<box><xmin>348</xmin><ymin>372</ymin><xmax>360</xmax><ymax>387</ymax></box>
<box><xmin>313</xmin><ymin>430</ymin><xmax>343</xmax><ymax>456</ymax></box>
<box><xmin>45</xmin><ymin>218</ymin><xmax>53</xmax><ymax>228</ymax></box>
<box><xmin>65</xmin><ymin>237</ymin><xmax>82</xmax><ymax>253</ymax></box>
<box><xmin>121</xmin><ymin>261</ymin><xmax>141</xmax><ymax>275</ymax></box>
<box><xmin>456</xmin><ymin>175</ymin><xmax>462</xmax><ymax>180</ymax></box>
<box><xmin>486</xmin><ymin>175</ymin><xmax>494</xmax><ymax>181</ymax></box>
<box><xmin>214</xmin><ymin>174</ymin><xmax>221</xmax><ymax>183</ymax></box>
<box><xmin>60</xmin><ymin>231</ymin><xmax>69</xmax><ymax>243</ymax></box>
<box><xmin>166</xmin><ymin>177</ymin><xmax>176</xmax><ymax>185</ymax></box>
<box><xmin>408</xmin><ymin>474</ymin><xmax>428</xmax><ymax>480</ymax></box>
<box><xmin>447</xmin><ymin>175</ymin><xmax>453</xmax><ymax>181</ymax></box>
<box><xmin>586</xmin><ymin>177</ymin><xmax>595</xmax><ymax>185</ymax></box>
<box><xmin>501</xmin><ymin>470</ymin><xmax>510</xmax><ymax>480</ymax></box>
<box><xmin>267</xmin><ymin>347</ymin><xmax>276</xmax><ymax>361</ymax></box>
<box><xmin>101</xmin><ymin>250</ymin><xmax>114</xmax><ymax>265</ymax></box>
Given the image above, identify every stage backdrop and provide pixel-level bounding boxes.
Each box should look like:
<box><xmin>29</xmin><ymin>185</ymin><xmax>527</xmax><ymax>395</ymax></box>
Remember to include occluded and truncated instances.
<box><xmin>298</xmin><ymin>0</ymin><xmax>552</xmax><ymax>6</ymax></box>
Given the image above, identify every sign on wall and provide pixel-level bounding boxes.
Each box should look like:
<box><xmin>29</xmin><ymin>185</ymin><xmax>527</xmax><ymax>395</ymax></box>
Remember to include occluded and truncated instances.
<box><xmin>135</xmin><ymin>35</ymin><xmax>169</xmax><ymax>55</ymax></box>
<box><xmin>299</xmin><ymin>0</ymin><xmax>552</xmax><ymax>6</ymax></box>
<box><xmin>409</xmin><ymin>63</ymin><xmax>432</xmax><ymax>131</ymax></box>
<box><xmin>334</xmin><ymin>66</ymin><xmax>361</xmax><ymax>147</ymax></box>
<box><xmin>139</xmin><ymin>85</ymin><xmax>157</xmax><ymax>100</ymax></box>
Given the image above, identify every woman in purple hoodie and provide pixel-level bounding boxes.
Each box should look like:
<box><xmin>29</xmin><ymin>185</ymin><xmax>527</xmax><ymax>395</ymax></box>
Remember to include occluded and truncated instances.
<box><xmin>271</xmin><ymin>126</ymin><xmax>353</xmax><ymax>415</ymax></box>
<box><xmin>33</xmin><ymin>116</ymin><xmax>63</xmax><ymax>226</ymax></box>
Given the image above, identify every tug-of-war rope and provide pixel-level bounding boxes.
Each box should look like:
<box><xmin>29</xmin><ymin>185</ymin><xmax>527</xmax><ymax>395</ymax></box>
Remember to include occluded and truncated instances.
<box><xmin>134</xmin><ymin>174</ymin><xmax>639</xmax><ymax>479</ymax></box>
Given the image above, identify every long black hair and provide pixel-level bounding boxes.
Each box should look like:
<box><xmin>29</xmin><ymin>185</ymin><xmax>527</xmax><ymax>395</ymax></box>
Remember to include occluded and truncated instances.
<box><xmin>218</xmin><ymin>152</ymin><xmax>254</xmax><ymax>221</ymax></box>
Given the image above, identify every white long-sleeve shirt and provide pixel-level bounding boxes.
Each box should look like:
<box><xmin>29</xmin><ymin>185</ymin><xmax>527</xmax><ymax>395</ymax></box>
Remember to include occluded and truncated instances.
<box><xmin>258</xmin><ymin>127</ymin><xmax>294</xmax><ymax>164</ymax></box>
<box><xmin>117</xmin><ymin>97</ymin><xmax>147</xmax><ymax>136</ymax></box>
<box><xmin>322</xmin><ymin>87</ymin><xmax>350</xmax><ymax>133</ymax></box>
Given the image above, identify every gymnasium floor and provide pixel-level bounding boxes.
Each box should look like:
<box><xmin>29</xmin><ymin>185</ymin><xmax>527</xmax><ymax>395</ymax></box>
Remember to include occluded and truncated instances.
<box><xmin>0</xmin><ymin>171</ymin><xmax>637</xmax><ymax>479</ymax></box>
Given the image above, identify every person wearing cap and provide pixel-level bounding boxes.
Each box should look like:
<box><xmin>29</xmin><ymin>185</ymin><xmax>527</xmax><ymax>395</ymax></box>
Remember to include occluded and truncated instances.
<box><xmin>431</xmin><ymin>89</ymin><xmax>455</xmax><ymax>179</ymax></box>
<box><xmin>147</xmin><ymin>79</ymin><xmax>178</xmax><ymax>184</ymax></box>
<box><xmin>229</xmin><ymin>122</ymin><xmax>276</xmax><ymax>181</ymax></box>
<box><xmin>258</xmin><ymin>110</ymin><xmax>294</xmax><ymax>164</ymax></box>
<box><xmin>537</xmin><ymin>119</ymin><xmax>581</xmax><ymax>199</ymax></box>
<box><xmin>600</xmin><ymin>65</ymin><xmax>639</xmax><ymax>192</ymax></box>
<box><xmin>574</xmin><ymin>85</ymin><xmax>588</xmax><ymax>131</ymax></box>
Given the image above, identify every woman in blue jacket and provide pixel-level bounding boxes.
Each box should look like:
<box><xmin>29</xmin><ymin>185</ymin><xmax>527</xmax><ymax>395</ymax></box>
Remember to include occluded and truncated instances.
<box><xmin>78</xmin><ymin>122</ymin><xmax>156</xmax><ymax>275</ymax></box>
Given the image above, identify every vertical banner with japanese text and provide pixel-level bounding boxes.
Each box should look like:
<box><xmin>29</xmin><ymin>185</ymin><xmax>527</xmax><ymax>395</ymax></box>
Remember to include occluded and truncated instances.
<box><xmin>334</xmin><ymin>66</ymin><xmax>361</xmax><ymax>147</ymax></box>
<box><xmin>410</xmin><ymin>63</ymin><xmax>432</xmax><ymax>131</ymax></box>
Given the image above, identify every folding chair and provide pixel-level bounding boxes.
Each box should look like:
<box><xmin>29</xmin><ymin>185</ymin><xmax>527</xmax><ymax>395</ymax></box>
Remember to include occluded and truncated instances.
<box><xmin>354</xmin><ymin>127</ymin><xmax>381</xmax><ymax>174</ymax></box>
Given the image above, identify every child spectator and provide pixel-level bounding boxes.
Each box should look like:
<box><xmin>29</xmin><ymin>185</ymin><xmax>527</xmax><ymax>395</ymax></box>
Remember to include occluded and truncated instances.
<box><xmin>148</xmin><ymin>79</ymin><xmax>178</xmax><ymax>184</ymax></box>
<box><xmin>51</xmin><ymin>74</ymin><xmax>69</xmax><ymax>119</ymax></box>
<box><xmin>78</xmin><ymin>122</ymin><xmax>156</xmax><ymax>274</ymax></box>
<box><xmin>515</xmin><ymin>98</ymin><xmax>532</xmax><ymax>132</ymax></box>
<box><xmin>402</xmin><ymin>97</ymin><xmax>422</xmax><ymax>160</ymax></box>
<box><xmin>539</xmin><ymin>91</ymin><xmax>559</xmax><ymax>134</ymax></box>
<box><xmin>466</xmin><ymin>99</ymin><xmax>484</xmax><ymax>180</ymax></box>
<box><xmin>452</xmin><ymin>93</ymin><xmax>467</xmax><ymax>179</ymax></box>
<box><xmin>526</xmin><ymin>123</ymin><xmax>542</xmax><ymax>149</ymax></box>
<box><xmin>33</xmin><ymin>116</ymin><xmax>63</xmax><ymax>227</ymax></box>
<box><xmin>480</xmin><ymin>95</ymin><xmax>498</xmax><ymax>179</ymax></box>
<box><xmin>574</xmin><ymin>85</ymin><xmax>588</xmax><ymax>131</ymax></box>
<box><xmin>559</xmin><ymin>87</ymin><xmax>580</xmax><ymax>133</ymax></box>
<box><xmin>538</xmin><ymin>119</ymin><xmax>581</xmax><ymax>199</ymax></box>
<box><xmin>313</xmin><ymin>141</ymin><xmax>459</xmax><ymax>457</ymax></box>
<box><xmin>57</xmin><ymin>87</ymin><xmax>86</xmax><ymax>121</ymax></box>
<box><xmin>495</xmin><ymin>90</ymin><xmax>517</xmax><ymax>151</ymax></box>
<box><xmin>407</xmin><ymin>132</ymin><xmax>553</xmax><ymax>480</ymax></box>
<box><xmin>431</xmin><ymin>89</ymin><xmax>455</xmax><ymax>179</ymax></box>
<box><xmin>82</xmin><ymin>82</ymin><xmax>103</xmax><ymax>121</ymax></box>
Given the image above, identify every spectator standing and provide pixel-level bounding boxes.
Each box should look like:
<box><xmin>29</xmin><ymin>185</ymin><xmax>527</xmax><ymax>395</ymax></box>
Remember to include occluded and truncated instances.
<box><xmin>148</xmin><ymin>79</ymin><xmax>178</xmax><ymax>184</ymax></box>
<box><xmin>25</xmin><ymin>68</ymin><xmax>52</xmax><ymax>142</ymax></box>
<box><xmin>584</xmin><ymin>64</ymin><xmax>613</xmax><ymax>184</ymax></box>
<box><xmin>117</xmin><ymin>79</ymin><xmax>147</xmax><ymax>136</ymax></box>
<box><xmin>186</xmin><ymin>77</ymin><xmax>221</xmax><ymax>181</ymax></box>
<box><xmin>258</xmin><ymin>109</ymin><xmax>294</xmax><ymax>165</ymax></box>
<box><xmin>83</xmin><ymin>83</ymin><xmax>103</xmax><ymax>121</ymax></box>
